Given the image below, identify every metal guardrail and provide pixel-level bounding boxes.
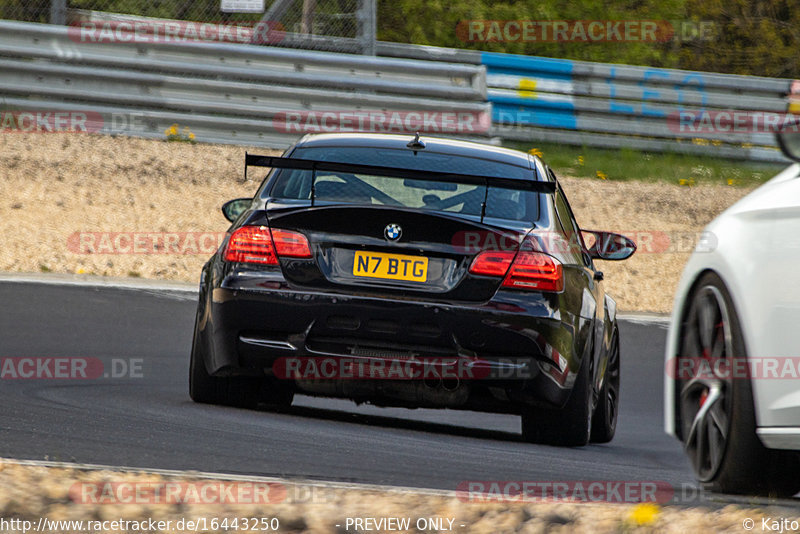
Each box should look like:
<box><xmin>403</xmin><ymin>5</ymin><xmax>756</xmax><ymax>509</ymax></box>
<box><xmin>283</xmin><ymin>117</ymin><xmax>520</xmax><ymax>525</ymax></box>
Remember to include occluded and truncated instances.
<box><xmin>0</xmin><ymin>20</ymin><xmax>490</xmax><ymax>148</ymax></box>
<box><xmin>0</xmin><ymin>18</ymin><xmax>795</xmax><ymax>162</ymax></box>
<box><xmin>372</xmin><ymin>42</ymin><xmax>795</xmax><ymax>162</ymax></box>
<box><xmin>480</xmin><ymin>52</ymin><xmax>792</xmax><ymax>162</ymax></box>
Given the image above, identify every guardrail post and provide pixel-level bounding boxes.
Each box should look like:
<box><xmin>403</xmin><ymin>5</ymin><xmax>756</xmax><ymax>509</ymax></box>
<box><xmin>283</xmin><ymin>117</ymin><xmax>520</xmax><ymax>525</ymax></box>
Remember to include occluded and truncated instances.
<box><xmin>301</xmin><ymin>0</ymin><xmax>316</xmax><ymax>34</ymax></box>
<box><xmin>252</xmin><ymin>0</ymin><xmax>293</xmax><ymax>43</ymax></box>
<box><xmin>357</xmin><ymin>0</ymin><xmax>376</xmax><ymax>55</ymax></box>
<box><xmin>50</xmin><ymin>0</ymin><xmax>67</xmax><ymax>25</ymax></box>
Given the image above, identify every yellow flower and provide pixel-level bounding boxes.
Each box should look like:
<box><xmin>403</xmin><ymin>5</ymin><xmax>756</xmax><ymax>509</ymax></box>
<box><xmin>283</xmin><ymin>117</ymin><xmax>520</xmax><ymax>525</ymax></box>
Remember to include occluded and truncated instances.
<box><xmin>727</xmin><ymin>178</ymin><xmax>738</xmax><ymax>186</ymax></box>
<box><xmin>76</xmin><ymin>268</ymin><xmax>86</xmax><ymax>274</ymax></box>
<box><xmin>595</xmin><ymin>170</ymin><xmax>608</xmax><ymax>180</ymax></box>
<box><xmin>189</xmin><ymin>133</ymin><xmax>196</xmax><ymax>140</ymax></box>
<box><xmin>628</xmin><ymin>503</ymin><xmax>660</xmax><ymax>526</ymax></box>
<box><xmin>529</xmin><ymin>148</ymin><xmax>543</xmax><ymax>158</ymax></box>
<box><xmin>577</xmin><ymin>156</ymin><xmax>584</xmax><ymax>166</ymax></box>
<box><xmin>679</xmin><ymin>178</ymin><xmax>695</xmax><ymax>187</ymax></box>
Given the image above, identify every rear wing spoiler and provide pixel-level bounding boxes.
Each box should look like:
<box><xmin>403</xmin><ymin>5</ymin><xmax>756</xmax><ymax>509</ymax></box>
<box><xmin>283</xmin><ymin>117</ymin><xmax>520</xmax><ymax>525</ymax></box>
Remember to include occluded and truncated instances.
<box><xmin>244</xmin><ymin>153</ymin><xmax>556</xmax><ymax>194</ymax></box>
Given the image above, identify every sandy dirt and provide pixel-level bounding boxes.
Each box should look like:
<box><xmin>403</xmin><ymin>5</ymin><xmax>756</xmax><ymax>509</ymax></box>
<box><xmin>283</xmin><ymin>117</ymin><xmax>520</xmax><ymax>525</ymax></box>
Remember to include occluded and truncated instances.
<box><xmin>0</xmin><ymin>133</ymin><xmax>755</xmax><ymax>312</ymax></box>
<box><xmin>0</xmin><ymin>459</ymin><xmax>796</xmax><ymax>533</ymax></box>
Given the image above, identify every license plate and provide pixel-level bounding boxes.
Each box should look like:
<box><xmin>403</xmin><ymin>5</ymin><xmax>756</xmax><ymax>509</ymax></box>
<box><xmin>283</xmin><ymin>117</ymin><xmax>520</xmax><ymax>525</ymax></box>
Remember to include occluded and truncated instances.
<box><xmin>353</xmin><ymin>251</ymin><xmax>428</xmax><ymax>282</ymax></box>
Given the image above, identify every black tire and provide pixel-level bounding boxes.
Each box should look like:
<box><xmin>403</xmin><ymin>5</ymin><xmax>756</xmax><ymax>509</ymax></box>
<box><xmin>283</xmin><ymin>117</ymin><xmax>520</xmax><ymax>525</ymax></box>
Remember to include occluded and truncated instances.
<box><xmin>677</xmin><ymin>272</ymin><xmax>800</xmax><ymax>497</ymax></box>
<box><xmin>189</xmin><ymin>325</ymin><xmax>218</xmax><ymax>404</ymax></box>
<box><xmin>188</xmin><ymin>304</ymin><xmax>292</xmax><ymax>410</ymax></box>
<box><xmin>591</xmin><ymin>328</ymin><xmax>620</xmax><ymax>443</ymax></box>
<box><xmin>189</xmin><ymin>327</ymin><xmax>259</xmax><ymax>408</ymax></box>
<box><xmin>258</xmin><ymin>377</ymin><xmax>295</xmax><ymax>411</ymax></box>
<box><xmin>521</xmin><ymin>350</ymin><xmax>593</xmax><ymax>447</ymax></box>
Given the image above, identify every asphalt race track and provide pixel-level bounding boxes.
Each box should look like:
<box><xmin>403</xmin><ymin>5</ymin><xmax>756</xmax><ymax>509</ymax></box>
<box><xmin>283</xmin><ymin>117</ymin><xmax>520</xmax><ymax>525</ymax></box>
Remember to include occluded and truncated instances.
<box><xmin>0</xmin><ymin>281</ymin><xmax>695</xmax><ymax>495</ymax></box>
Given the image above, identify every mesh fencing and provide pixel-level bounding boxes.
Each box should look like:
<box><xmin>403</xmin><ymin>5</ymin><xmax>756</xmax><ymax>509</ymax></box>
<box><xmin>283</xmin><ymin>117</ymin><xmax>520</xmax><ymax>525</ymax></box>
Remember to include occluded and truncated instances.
<box><xmin>0</xmin><ymin>0</ymin><xmax>374</xmax><ymax>53</ymax></box>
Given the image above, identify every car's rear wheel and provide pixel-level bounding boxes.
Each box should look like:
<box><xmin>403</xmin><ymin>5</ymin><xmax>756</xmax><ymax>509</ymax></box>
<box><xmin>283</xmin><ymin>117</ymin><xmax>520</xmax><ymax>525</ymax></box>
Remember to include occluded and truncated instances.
<box><xmin>591</xmin><ymin>329</ymin><xmax>620</xmax><ymax>443</ymax></box>
<box><xmin>521</xmin><ymin>351</ymin><xmax>592</xmax><ymax>447</ymax></box>
<box><xmin>677</xmin><ymin>272</ymin><xmax>800</xmax><ymax>497</ymax></box>
<box><xmin>189</xmin><ymin>305</ymin><xmax>293</xmax><ymax>410</ymax></box>
<box><xmin>189</xmin><ymin>324</ymin><xmax>259</xmax><ymax>408</ymax></box>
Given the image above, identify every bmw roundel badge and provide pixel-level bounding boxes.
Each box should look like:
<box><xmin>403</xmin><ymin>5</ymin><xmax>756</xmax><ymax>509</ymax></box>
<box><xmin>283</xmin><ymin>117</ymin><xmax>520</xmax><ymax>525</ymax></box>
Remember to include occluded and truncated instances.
<box><xmin>384</xmin><ymin>223</ymin><xmax>402</xmax><ymax>241</ymax></box>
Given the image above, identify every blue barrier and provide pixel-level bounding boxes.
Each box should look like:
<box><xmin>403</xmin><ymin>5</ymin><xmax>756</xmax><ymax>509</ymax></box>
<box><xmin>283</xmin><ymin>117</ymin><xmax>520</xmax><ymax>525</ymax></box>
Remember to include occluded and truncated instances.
<box><xmin>492</xmin><ymin>104</ymin><xmax>578</xmax><ymax>129</ymax></box>
<box><xmin>481</xmin><ymin>52</ymin><xmax>574</xmax><ymax>76</ymax></box>
<box><xmin>479</xmin><ymin>49</ymin><xmax>791</xmax><ymax>161</ymax></box>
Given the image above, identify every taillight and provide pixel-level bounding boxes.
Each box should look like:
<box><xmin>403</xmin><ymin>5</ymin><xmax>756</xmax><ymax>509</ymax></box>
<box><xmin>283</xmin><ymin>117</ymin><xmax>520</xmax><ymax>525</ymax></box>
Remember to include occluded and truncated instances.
<box><xmin>469</xmin><ymin>250</ymin><xmax>515</xmax><ymax>277</ymax></box>
<box><xmin>470</xmin><ymin>248</ymin><xmax>563</xmax><ymax>292</ymax></box>
<box><xmin>224</xmin><ymin>226</ymin><xmax>278</xmax><ymax>264</ymax></box>
<box><xmin>502</xmin><ymin>251</ymin><xmax>563</xmax><ymax>292</ymax></box>
<box><xmin>271</xmin><ymin>229</ymin><xmax>312</xmax><ymax>258</ymax></box>
<box><xmin>223</xmin><ymin>226</ymin><xmax>312</xmax><ymax>264</ymax></box>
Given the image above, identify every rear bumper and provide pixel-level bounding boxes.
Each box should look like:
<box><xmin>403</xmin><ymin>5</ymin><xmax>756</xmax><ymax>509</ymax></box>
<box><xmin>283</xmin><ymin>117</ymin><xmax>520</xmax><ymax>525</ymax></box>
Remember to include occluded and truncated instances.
<box><xmin>199</xmin><ymin>272</ymin><xmax>589</xmax><ymax>411</ymax></box>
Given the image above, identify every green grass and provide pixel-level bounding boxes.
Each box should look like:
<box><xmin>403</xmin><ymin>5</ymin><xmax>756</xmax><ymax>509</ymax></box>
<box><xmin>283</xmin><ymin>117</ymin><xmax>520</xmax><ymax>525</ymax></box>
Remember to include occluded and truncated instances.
<box><xmin>507</xmin><ymin>141</ymin><xmax>784</xmax><ymax>188</ymax></box>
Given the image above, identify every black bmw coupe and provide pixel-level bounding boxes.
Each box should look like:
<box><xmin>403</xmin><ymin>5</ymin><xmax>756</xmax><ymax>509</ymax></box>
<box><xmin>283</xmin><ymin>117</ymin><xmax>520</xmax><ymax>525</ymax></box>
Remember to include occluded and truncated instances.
<box><xmin>190</xmin><ymin>133</ymin><xmax>635</xmax><ymax>446</ymax></box>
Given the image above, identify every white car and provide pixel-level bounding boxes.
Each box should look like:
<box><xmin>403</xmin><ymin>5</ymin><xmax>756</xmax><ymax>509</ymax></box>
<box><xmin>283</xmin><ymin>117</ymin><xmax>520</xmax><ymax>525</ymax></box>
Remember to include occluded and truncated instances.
<box><xmin>664</xmin><ymin>130</ymin><xmax>800</xmax><ymax>496</ymax></box>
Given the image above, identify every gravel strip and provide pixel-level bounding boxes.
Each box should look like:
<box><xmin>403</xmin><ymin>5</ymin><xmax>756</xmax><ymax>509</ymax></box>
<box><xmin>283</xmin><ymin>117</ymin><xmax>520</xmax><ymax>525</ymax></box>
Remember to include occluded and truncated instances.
<box><xmin>1</xmin><ymin>459</ymin><xmax>796</xmax><ymax>533</ymax></box>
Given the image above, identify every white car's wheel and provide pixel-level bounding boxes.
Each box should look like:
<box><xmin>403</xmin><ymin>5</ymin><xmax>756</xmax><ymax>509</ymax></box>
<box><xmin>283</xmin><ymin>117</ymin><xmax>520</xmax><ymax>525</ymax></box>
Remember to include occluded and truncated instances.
<box><xmin>677</xmin><ymin>272</ymin><xmax>800</xmax><ymax>496</ymax></box>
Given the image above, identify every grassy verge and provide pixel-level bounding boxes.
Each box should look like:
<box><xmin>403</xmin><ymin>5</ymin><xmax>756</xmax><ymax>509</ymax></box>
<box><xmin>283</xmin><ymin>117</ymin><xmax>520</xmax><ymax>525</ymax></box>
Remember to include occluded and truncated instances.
<box><xmin>506</xmin><ymin>141</ymin><xmax>783</xmax><ymax>188</ymax></box>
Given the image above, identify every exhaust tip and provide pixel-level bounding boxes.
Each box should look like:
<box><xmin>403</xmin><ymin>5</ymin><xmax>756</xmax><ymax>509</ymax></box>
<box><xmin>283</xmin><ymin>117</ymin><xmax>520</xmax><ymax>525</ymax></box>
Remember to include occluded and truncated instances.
<box><xmin>441</xmin><ymin>378</ymin><xmax>460</xmax><ymax>391</ymax></box>
<box><xmin>423</xmin><ymin>376</ymin><xmax>441</xmax><ymax>389</ymax></box>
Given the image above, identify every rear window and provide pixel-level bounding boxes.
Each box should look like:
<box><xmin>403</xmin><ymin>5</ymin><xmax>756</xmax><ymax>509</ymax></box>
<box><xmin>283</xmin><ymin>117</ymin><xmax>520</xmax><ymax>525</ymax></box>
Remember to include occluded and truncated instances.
<box><xmin>269</xmin><ymin>146</ymin><xmax>540</xmax><ymax>222</ymax></box>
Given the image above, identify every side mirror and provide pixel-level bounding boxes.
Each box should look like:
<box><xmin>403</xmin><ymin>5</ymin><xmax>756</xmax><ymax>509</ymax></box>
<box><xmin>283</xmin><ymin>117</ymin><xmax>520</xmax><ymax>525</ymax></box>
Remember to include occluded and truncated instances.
<box><xmin>221</xmin><ymin>198</ymin><xmax>251</xmax><ymax>222</ymax></box>
<box><xmin>582</xmin><ymin>230</ymin><xmax>636</xmax><ymax>261</ymax></box>
<box><xmin>776</xmin><ymin>122</ymin><xmax>800</xmax><ymax>162</ymax></box>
